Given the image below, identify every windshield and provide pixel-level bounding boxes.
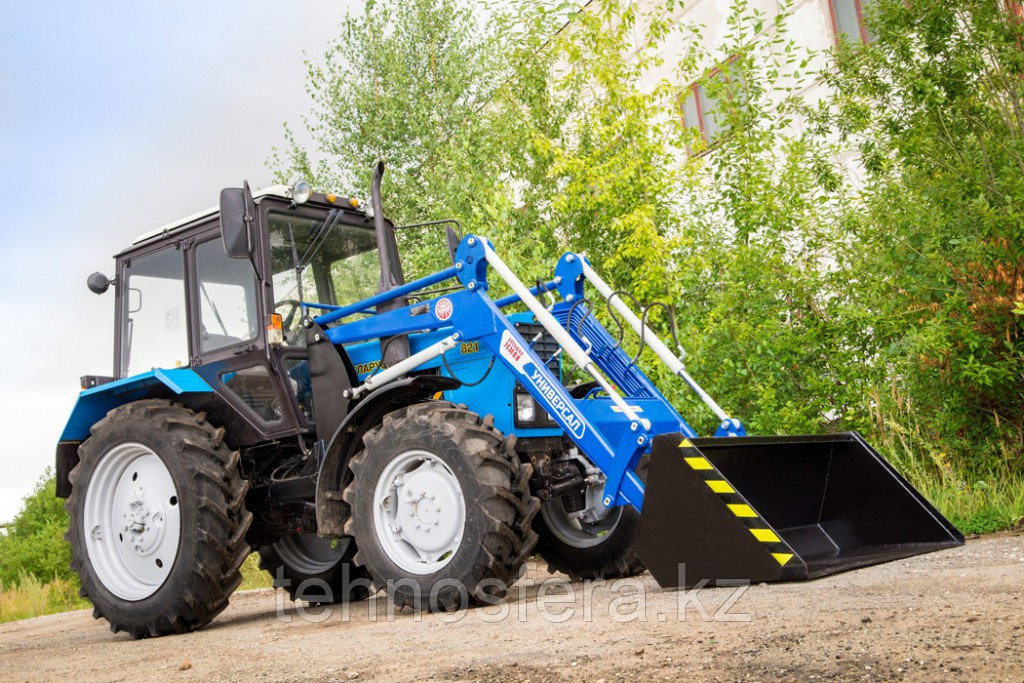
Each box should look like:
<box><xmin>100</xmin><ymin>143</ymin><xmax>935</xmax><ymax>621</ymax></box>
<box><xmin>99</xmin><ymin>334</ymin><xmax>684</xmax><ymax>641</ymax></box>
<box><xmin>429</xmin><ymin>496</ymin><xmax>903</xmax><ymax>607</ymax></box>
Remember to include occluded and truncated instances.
<box><xmin>268</xmin><ymin>210</ymin><xmax>380</xmax><ymax>344</ymax></box>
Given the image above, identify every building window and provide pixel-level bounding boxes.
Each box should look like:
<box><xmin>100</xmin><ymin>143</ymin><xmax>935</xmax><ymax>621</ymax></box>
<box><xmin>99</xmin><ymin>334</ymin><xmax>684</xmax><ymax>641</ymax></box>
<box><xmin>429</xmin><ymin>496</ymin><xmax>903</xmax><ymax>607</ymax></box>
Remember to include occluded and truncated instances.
<box><xmin>827</xmin><ymin>0</ymin><xmax>872</xmax><ymax>45</ymax></box>
<box><xmin>681</xmin><ymin>61</ymin><xmax>739</xmax><ymax>150</ymax></box>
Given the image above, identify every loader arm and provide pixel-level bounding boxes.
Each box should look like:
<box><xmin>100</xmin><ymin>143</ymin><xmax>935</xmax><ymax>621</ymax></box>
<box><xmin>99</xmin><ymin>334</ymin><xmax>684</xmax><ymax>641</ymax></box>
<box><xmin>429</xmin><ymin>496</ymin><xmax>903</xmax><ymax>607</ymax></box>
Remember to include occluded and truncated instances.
<box><xmin>314</xmin><ymin>235</ymin><xmax>684</xmax><ymax>512</ymax></box>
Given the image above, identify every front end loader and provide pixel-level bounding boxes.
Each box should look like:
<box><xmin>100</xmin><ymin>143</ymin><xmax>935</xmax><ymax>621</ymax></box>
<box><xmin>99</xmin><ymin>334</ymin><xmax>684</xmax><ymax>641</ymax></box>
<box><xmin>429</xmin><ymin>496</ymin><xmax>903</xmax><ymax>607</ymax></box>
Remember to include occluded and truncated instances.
<box><xmin>303</xmin><ymin>228</ymin><xmax>963</xmax><ymax>588</ymax></box>
<box><xmin>57</xmin><ymin>166</ymin><xmax>961</xmax><ymax>638</ymax></box>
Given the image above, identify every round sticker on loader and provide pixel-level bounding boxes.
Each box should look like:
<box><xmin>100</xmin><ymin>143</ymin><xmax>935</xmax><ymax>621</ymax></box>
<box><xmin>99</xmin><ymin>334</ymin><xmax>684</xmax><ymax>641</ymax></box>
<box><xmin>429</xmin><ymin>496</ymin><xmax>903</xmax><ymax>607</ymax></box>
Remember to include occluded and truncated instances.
<box><xmin>434</xmin><ymin>297</ymin><xmax>454</xmax><ymax>321</ymax></box>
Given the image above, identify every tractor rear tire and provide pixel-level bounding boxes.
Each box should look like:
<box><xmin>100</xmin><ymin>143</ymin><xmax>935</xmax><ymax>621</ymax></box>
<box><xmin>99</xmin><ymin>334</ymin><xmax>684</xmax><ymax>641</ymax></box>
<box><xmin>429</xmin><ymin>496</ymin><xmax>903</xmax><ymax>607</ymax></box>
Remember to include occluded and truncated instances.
<box><xmin>343</xmin><ymin>402</ymin><xmax>539</xmax><ymax>612</ymax></box>
<box><xmin>258</xmin><ymin>534</ymin><xmax>372</xmax><ymax>604</ymax></box>
<box><xmin>66</xmin><ymin>399</ymin><xmax>252</xmax><ymax>638</ymax></box>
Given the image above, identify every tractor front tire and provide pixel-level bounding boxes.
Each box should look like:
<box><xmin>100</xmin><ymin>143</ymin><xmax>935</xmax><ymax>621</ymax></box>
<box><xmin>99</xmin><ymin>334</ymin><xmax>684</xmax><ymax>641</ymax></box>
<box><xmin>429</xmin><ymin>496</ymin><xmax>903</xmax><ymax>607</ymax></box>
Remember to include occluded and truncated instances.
<box><xmin>344</xmin><ymin>403</ymin><xmax>539</xmax><ymax>612</ymax></box>
<box><xmin>258</xmin><ymin>534</ymin><xmax>372</xmax><ymax>604</ymax></box>
<box><xmin>66</xmin><ymin>399</ymin><xmax>252</xmax><ymax>638</ymax></box>
<box><xmin>535</xmin><ymin>503</ymin><xmax>645</xmax><ymax>581</ymax></box>
<box><xmin>534</xmin><ymin>453</ymin><xmax>648</xmax><ymax>581</ymax></box>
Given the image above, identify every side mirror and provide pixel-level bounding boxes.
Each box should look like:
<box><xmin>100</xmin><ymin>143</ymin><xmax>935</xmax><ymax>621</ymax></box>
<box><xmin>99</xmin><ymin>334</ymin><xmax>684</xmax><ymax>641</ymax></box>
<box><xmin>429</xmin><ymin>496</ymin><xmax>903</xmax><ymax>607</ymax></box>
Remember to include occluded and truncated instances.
<box><xmin>87</xmin><ymin>272</ymin><xmax>111</xmax><ymax>295</ymax></box>
<box><xmin>219</xmin><ymin>181</ymin><xmax>255</xmax><ymax>259</ymax></box>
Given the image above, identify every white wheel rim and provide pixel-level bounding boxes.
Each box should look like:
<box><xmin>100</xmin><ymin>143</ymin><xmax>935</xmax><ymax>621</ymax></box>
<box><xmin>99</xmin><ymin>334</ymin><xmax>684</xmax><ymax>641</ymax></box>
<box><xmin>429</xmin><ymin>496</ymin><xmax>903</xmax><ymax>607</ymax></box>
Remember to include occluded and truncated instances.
<box><xmin>372</xmin><ymin>449</ymin><xmax>466</xmax><ymax>575</ymax></box>
<box><xmin>274</xmin><ymin>533</ymin><xmax>350</xmax><ymax>575</ymax></box>
<box><xmin>83</xmin><ymin>442</ymin><xmax>181</xmax><ymax>600</ymax></box>
<box><xmin>541</xmin><ymin>501</ymin><xmax>622</xmax><ymax>549</ymax></box>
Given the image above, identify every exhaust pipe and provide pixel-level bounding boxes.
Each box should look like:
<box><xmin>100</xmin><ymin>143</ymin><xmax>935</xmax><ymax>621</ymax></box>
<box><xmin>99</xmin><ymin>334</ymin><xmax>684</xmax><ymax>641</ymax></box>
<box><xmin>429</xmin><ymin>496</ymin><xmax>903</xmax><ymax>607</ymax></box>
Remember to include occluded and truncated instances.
<box><xmin>370</xmin><ymin>161</ymin><xmax>410</xmax><ymax>366</ymax></box>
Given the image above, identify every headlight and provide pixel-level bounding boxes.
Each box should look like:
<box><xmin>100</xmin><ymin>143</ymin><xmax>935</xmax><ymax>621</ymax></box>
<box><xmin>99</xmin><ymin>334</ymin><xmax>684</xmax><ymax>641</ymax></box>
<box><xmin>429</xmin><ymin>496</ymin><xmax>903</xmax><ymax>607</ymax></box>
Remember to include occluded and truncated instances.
<box><xmin>515</xmin><ymin>393</ymin><xmax>536</xmax><ymax>423</ymax></box>
<box><xmin>289</xmin><ymin>178</ymin><xmax>312</xmax><ymax>204</ymax></box>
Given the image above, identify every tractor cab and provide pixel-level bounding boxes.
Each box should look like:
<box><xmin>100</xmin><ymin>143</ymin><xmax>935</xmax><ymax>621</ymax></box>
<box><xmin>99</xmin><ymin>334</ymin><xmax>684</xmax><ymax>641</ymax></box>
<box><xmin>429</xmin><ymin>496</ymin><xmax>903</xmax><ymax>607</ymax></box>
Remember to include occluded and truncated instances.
<box><xmin>110</xmin><ymin>184</ymin><xmax>385</xmax><ymax>447</ymax></box>
<box><xmin>102</xmin><ymin>170</ymin><xmax>551</xmax><ymax>456</ymax></box>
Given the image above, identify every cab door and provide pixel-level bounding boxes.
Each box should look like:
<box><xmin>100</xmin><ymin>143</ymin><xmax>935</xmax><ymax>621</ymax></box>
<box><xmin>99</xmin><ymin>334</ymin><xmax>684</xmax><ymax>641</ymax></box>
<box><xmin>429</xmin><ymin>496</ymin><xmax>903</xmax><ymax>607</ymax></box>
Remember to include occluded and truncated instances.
<box><xmin>187</xmin><ymin>222</ymin><xmax>308</xmax><ymax>442</ymax></box>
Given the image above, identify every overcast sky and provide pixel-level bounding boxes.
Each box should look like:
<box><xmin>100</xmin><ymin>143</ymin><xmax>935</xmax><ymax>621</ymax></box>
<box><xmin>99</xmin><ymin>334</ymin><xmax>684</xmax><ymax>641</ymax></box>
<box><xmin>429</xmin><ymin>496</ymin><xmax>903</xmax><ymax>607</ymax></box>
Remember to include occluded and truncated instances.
<box><xmin>0</xmin><ymin>1</ymin><xmax>361</xmax><ymax>522</ymax></box>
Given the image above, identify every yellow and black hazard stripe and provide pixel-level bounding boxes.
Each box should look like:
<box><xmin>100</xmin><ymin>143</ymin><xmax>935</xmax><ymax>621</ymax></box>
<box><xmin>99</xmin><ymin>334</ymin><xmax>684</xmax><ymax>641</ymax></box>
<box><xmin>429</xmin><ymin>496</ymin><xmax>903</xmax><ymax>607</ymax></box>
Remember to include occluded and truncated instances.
<box><xmin>679</xmin><ymin>437</ymin><xmax>796</xmax><ymax>568</ymax></box>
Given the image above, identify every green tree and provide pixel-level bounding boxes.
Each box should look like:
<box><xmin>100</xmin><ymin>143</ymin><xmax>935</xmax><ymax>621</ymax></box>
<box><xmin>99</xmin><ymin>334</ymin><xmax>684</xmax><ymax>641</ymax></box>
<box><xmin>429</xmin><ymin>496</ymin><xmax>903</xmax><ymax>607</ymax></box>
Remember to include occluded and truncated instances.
<box><xmin>444</xmin><ymin>0</ymin><xmax>692</xmax><ymax>302</ymax></box>
<box><xmin>275</xmin><ymin>0</ymin><xmax>861</xmax><ymax>436</ymax></box>
<box><xmin>824</xmin><ymin>0</ymin><xmax>1024</xmax><ymax>478</ymax></box>
<box><xmin>271</xmin><ymin>0</ymin><xmax>516</xmax><ymax>279</ymax></box>
<box><xmin>273</xmin><ymin>0</ymin><xmax>1022</xmax><ymax>530</ymax></box>
<box><xmin>653</xmin><ymin>1</ymin><xmax>866</xmax><ymax>436</ymax></box>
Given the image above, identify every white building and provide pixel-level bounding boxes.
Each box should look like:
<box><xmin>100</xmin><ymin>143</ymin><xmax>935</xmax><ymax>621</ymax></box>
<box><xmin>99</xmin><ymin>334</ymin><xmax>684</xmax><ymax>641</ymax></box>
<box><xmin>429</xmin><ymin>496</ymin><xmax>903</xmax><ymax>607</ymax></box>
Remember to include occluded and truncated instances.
<box><xmin>561</xmin><ymin>0</ymin><xmax>872</xmax><ymax>142</ymax></box>
<box><xmin>665</xmin><ymin>0</ymin><xmax>872</xmax><ymax>141</ymax></box>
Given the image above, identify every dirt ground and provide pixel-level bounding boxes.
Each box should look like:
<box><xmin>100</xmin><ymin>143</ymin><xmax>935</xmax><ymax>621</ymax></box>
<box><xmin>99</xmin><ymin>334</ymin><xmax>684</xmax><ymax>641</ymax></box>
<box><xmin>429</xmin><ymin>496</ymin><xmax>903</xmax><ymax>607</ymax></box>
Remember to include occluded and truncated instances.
<box><xmin>0</xmin><ymin>535</ymin><xmax>1021</xmax><ymax>682</ymax></box>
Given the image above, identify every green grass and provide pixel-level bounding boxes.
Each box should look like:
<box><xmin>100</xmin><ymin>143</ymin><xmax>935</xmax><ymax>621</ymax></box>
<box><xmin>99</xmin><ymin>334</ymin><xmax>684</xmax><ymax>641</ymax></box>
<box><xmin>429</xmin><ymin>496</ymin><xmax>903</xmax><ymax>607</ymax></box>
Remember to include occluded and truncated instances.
<box><xmin>0</xmin><ymin>553</ymin><xmax>273</xmax><ymax>624</ymax></box>
<box><xmin>871</xmin><ymin>409</ymin><xmax>1024</xmax><ymax>535</ymax></box>
<box><xmin>0</xmin><ymin>573</ymin><xmax>89</xmax><ymax>624</ymax></box>
<box><xmin>911</xmin><ymin>473</ymin><xmax>1024</xmax><ymax>535</ymax></box>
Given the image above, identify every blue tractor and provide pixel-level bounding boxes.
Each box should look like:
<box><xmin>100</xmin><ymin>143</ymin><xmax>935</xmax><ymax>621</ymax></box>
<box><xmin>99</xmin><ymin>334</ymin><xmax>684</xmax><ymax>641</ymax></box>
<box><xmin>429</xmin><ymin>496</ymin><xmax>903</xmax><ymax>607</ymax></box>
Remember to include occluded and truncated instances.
<box><xmin>59</xmin><ymin>164</ymin><xmax>962</xmax><ymax>637</ymax></box>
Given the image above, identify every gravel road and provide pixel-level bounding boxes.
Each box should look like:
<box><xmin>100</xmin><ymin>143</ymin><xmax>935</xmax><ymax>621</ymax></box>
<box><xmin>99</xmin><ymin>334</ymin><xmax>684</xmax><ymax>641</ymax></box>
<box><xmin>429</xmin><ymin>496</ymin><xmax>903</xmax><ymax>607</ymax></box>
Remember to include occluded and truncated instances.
<box><xmin>1</xmin><ymin>535</ymin><xmax>1021</xmax><ymax>682</ymax></box>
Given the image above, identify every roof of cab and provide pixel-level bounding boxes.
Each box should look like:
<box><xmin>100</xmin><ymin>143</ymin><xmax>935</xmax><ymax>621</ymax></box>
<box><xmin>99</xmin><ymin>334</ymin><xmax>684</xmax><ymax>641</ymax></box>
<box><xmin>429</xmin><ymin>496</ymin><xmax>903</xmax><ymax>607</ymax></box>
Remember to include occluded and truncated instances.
<box><xmin>130</xmin><ymin>185</ymin><xmax>292</xmax><ymax>246</ymax></box>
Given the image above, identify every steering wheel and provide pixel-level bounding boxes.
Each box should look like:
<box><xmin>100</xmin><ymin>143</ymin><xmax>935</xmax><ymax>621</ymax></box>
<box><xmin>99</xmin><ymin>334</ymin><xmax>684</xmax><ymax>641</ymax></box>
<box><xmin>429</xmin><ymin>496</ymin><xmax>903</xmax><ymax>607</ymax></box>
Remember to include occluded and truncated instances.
<box><xmin>275</xmin><ymin>299</ymin><xmax>302</xmax><ymax>332</ymax></box>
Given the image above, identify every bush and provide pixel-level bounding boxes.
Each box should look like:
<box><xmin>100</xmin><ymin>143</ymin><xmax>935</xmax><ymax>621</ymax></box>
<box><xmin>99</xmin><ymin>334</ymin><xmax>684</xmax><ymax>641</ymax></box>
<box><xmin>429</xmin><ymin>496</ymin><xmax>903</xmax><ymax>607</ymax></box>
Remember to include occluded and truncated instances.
<box><xmin>824</xmin><ymin>0</ymin><xmax>1024</xmax><ymax>481</ymax></box>
<box><xmin>0</xmin><ymin>472</ymin><xmax>275</xmax><ymax>623</ymax></box>
<box><xmin>0</xmin><ymin>471</ymin><xmax>73</xmax><ymax>587</ymax></box>
<box><xmin>0</xmin><ymin>573</ymin><xmax>87</xmax><ymax>624</ymax></box>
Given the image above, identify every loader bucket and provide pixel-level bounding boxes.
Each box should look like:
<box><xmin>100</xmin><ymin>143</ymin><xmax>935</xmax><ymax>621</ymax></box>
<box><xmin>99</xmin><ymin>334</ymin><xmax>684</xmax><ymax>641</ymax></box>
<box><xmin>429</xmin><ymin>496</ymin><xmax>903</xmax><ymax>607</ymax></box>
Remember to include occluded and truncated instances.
<box><xmin>636</xmin><ymin>432</ymin><xmax>963</xmax><ymax>588</ymax></box>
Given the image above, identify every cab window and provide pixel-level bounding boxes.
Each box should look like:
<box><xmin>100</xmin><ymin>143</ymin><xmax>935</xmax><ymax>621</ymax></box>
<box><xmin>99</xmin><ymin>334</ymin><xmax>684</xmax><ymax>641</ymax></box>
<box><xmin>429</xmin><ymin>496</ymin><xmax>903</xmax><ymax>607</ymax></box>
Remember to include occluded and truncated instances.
<box><xmin>194</xmin><ymin>237</ymin><xmax>260</xmax><ymax>353</ymax></box>
<box><xmin>120</xmin><ymin>247</ymin><xmax>188</xmax><ymax>377</ymax></box>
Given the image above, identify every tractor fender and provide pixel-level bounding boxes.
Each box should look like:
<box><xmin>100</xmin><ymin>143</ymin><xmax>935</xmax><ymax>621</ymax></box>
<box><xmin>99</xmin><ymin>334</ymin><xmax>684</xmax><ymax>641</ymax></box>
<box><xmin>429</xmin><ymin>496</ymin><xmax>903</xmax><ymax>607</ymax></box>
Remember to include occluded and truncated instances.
<box><xmin>55</xmin><ymin>368</ymin><xmax>213</xmax><ymax>497</ymax></box>
<box><xmin>314</xmin><ymin>374</ymin><xmax>461</xmax><ymax>537</ymax></box>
